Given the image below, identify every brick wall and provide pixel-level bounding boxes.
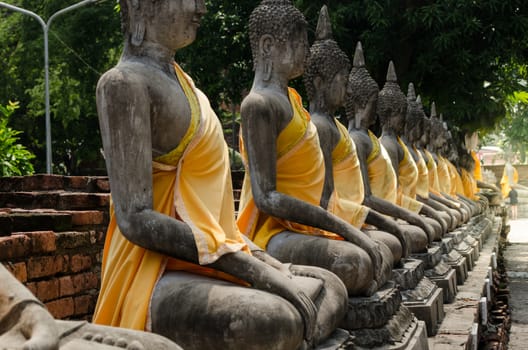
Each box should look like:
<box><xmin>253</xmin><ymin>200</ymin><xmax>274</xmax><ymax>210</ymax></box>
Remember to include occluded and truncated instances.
<box><xmin>0</xmin><ymin>175</ymin><xmax>109</xmax><ymax>321</ymax></box>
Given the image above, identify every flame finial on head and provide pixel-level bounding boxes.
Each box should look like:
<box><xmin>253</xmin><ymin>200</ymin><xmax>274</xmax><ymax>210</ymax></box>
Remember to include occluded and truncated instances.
<box><xmin>353</xmin><ymin>41</ymin><xmax>366</xmax><ymax>68</ymax></box>
<box><xmin>407</xmin><ymin>83</ymin><xmax>416</xmax><ymax>102</ymax></box>
<box><xmin>315</xmin><ymin>5</ymin><xmax>333</xmax><ymax>41</ymax></box>
<box><xmin>386</xmin><ymin>61</ymin><xmax>397</xmax><ymax>83</ymax></box>
<box><xmin>430</xmin><ymin>102</ymin><xmax>438</xmax><ymax>118</ymax></box>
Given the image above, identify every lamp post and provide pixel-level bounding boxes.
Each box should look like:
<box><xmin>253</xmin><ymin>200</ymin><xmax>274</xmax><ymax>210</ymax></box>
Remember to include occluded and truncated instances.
<box><xmin>0</xmin><ymin>0</ymin><xmax>98</xmax><ymax>174</ymax></box>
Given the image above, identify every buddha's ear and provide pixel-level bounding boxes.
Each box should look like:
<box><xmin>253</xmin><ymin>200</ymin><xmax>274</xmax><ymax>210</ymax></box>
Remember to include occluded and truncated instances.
<box><xmin>259</xmin><ymin>34</ymin><xmax>274</xmax><ymax>57</ymax></box>
<box><xmin>313</xmin><ymin>76</ymin><xmax>323</xmax><ymax>92</ymax></box>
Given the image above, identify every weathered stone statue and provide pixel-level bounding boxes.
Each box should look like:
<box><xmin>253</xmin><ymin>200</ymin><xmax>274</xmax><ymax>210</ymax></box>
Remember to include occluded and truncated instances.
<box><xmin>0</xmin><ymin>264</ymin><xmax>182</xmax><ymax>350</ymax></box>
<box><xmin>406</xmin><ymin>92</ymin><xmax>467</xmax><ymax>227</ymax></box>
<box><xmin>346</xmin><ymin>42</ymin><xmax>435</xmax><ymax>254</ymax></box>
<box><xmin>93</xmin><ymin>1</ymin><xmax>348</xmax><ymax>349</ymax></box>
<box><xmin>304</xmin><ymin>6</ymin><xmax>405</xmax><ymax>265</ymax></box>
<box><xmin>377</xmin><ymin>62</ymin><xmax>448</xmax><ymax>239</ymax></box>
<box><xmin>237</xmin><ymin>0</ymin><xmax>392</xmax><ymax>297</ymax></box>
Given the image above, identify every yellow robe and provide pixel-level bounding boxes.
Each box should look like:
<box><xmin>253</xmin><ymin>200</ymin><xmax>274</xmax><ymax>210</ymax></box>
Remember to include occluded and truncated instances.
<box><xmin>93</xmin><ymin>64</ymin><xmax>250</xmax><ymax>331</ymax></box>
<box><xmin>461</xmin><ymin>168</ymin><xmax>479</xmax><ymax>200</ymax></box>
<box><xmin>414</xmin><ymin>147</ymin><xmax>429</xmax><ymax>199</ymax></box>
<box><xmin>471</xmin><ymin>150</ymin><xmax>483</xmax><ymax>181</ymax></box>
<box><xmin>366</xmin><ymin>130</ymin><xmax>398</xmax><ymax>204</ymax></box>
<box><xmin>237</xmin><ymin>88</ymin><xmax>347</xmax><ymax>249</ymax></box>
<box><xmin>446</xmin><ymin>160</ymin><xmax>465</xmax><ymax>196</ymax></box>
<box><xmin>329</xmin><ymin>119</ymin><xmax>369</xmax><ymax>227</ymax></box>
<box><xmin>436</xmin><ymin>156</ymin><xmax>452</xmax><ymax>194</ymax></box>
<box><xmin>396</xmin><ymin>138</ymin><xmax>423</xmax><ymax>213</ymax></box>
<box><xmin>500</xmin><ymin>164</ymin><xmax>519</xmax><ymax>198</ymax></box>
<box><xmin>425</xmin><ymin>150</ymin><xmax>441</xmax><ymax>195</ymax></box>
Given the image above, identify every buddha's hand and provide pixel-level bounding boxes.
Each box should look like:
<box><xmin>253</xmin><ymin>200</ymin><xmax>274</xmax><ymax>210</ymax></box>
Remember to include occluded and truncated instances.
<box><xmin>253</xmin><ymin>266</ymin><xmax>317</xmax><ymax>345</ymax></box>
<box><xmin>363</xmin><ymin>242</ymin><xmax>386</xmax><ymax>292</ymax></box>
<box><xmin>0</xmin><ymin>302</ymin><xmax>60</xmax><ymax>350</ymax></box>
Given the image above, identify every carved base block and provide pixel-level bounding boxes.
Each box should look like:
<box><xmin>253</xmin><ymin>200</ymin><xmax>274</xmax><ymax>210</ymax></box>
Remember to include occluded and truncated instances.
<box><xmin>440</xmin><ymin>237</ymin><xmax>454</xmax><ymax>254</ymax></box>
<box><xmin>464</xmin><ymin>235</ymin><xmax>480</xmax><ymax>262</ymax></box>
<box><xmin>392</xmin><ymin>258</ymin><xmax>425</xmax><ymax>290</ymax></box>
<box><xmin>347</xmin><ymin>306</ymin><xmax>429</xmax><ymax>350</ymax></box>
<box><xmin>341</xmin><ymin>282</ymin><xmax>401</xmax><ymax>330</ymax></box>
<box><xmin>454</xmin><ymin>240</ymin><xmax>474</xmax><ymax>271</ymax></box>
<box><xmin>448</xmin><ymin>254</ymin><xmax>468</xmax><ymax>285</ymax></box>
<box><xmin>410</xmin><ymin>245</ymin><xmax>442</xmax><ymax>270</ymax></box>
<box><xmin>446</xmin><ymin>230</ymin><xmax>465</xmax><ymax>245</ymax></box>
<box><xmin>402</xmin><ymin>278</ymin><xmax>444</xmax><ymax>336</ymax></box>
<box><xmin>428</xmin><ymin>266</ymin><xmax>457</xmax><ymax>304</ymax></box>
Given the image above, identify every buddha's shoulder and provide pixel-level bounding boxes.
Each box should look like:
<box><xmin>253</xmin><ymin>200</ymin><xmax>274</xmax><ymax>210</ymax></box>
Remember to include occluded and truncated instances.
<box><xmin>98</xmin><ymin>61</ymin><xmax>157</xmax><ymax>88</ymax></box>
<box><xmin>241</xmin><ymin>89</ymin><xmax>290</xmax><ymax>115</ymax></box>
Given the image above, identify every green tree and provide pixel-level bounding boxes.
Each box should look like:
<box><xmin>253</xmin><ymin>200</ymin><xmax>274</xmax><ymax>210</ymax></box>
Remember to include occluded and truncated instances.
<box><xmin>0</xmin><ymin>101</ymin><xmax>35</xmax><ymax>176</ymax></box>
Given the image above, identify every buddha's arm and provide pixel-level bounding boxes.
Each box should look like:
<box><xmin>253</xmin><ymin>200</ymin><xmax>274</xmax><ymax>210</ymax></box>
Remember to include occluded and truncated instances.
<box><xmin>0</xmin><ymin>264</ymin><xmax>60</xmax><ymax>350</ymax></box>
<box><xmin>364</xmin><ymin>196</ymin><xmax>434</xmax><ymax>243</ymax></box>
<box><xmin>355</xmin><ymin>144</ymin><xmax>434</xmax><ymax>240</ymax></box>
<box><xmin>313</xmin><ymin>117</ymin><xmax>337</xmax><ymax>210</ymax></box>
<box><xmin>365</xmin><ymin>209</ymin><xmax>408</xmax><ymax>256</ymax></box>
<box><xmin>241</xmin><ymin>96</ymin><xmax>383</xmax><ymax>284</ymax></box>
<box><xmin>477</xmin><ymin>180</ymin><xmax>500</xmax><ymax>192</ymax></box>
<box><xmin>417</xmin><ymin>201</ymin><xmax>449</xmax><ymax>233</ymax></box>
<box><xmin>97</xmin><ymin>71</ymin><xmax>201</xmax><ymax>264</ymax></box>
<box><xmin>380</xmin><ymin>137</ymin><xmax>402</xmax><ymax>178</ymax></box>
<box><xmin>98</xmin><ymin>76</ymin><xmax>318</xmax><ymax>343</ymax></box>
<box><xmin>240</xmin><ymin>96</ymin><xmax>378</xmax><ymax>251</ymax></box>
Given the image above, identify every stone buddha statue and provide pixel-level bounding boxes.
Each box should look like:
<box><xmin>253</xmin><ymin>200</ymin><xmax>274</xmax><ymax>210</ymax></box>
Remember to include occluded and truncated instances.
<box><xmin>345</xmin><ymin>42</ymin><xmax>438</xmax><ymax>254</ymax></box>
<box><xmin>93</xmin><ymin>0</ymin><xmax>349</xmax><ymax>349</ymax></box>
<box><xmin>406</xmin><ymin>92</ymin><xmax>466</xmax><ymax>227</ymax></box>
<box><xmin>303</xmin><ymin>6</ymin><xmax>406</xmax><ymax>265</ymax></box>
<box><xmin>0</xmin><ymin>264</ymin><xmax>182</xmax><ymax>350</ymax></box>
<box><xmin>237</xmin><ymin>0</ymin><xmax>392</xmax><ymax>298</ymax></box>
<box><xmin>377</xmin><ymin>62</ymin><xmax>449</xmax><ymax>239</ymax></box>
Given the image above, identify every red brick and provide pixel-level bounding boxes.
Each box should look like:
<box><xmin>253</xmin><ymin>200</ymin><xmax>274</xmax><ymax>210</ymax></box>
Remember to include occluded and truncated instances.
<box><xmin>0</xmin><ymin>235</ymin><xmax>30</xmax><ymax>260</ymax></box>
<box><xmin>59</xmin><ymin>276</ymin><xmax>75</xmax><ymax>297</ymax></box>
<box><xmin>27</xmin><ymin>255</ymin><xmax>68</xmax><ymax>279</ymax></box>
<box><xmin>5</xmin><ymin>262</ymin><xmax>27</xmax><ymax>283</ymax></box>
<box><xmin>46</xmin><ymin>297</ymin><xmax>74</xmax><ymax>319</ymax></box>
<box><xmin>74</xmin><ymin>294</ymin><xmax>94</xmax><ymax>316</ymax></box>
<box><xmin>57</xmin><ymin>231</ymin><xmax>91</xmax><ymax>249</ymax></box>
<box><xmin>70</xmin><ymin>211</ymin><xmax>104</xmax><ymax>226</ymax></box>
<box><xmin>95</xmin><ymin>178</ymin><xmax>110</xmax><ymax>192</ymax></box>
<box><xmin>72</xmin><ymin>272</ymin><xmax>99</xmax><ymax>293</ymax></box>
<box><xmin>35</xmin><ymin>279</ymin><xmax>60</xmax><ymax>302</ymax></box>
<box><xmin>70</xmin><ymin>254</ymin><xmax>92</xmax><ymax>273</ymax></box>
<box><xmin>67</xmin><ymin>176</ymin><xmax>89</xmax><ymax>190</ymax></box>
<box><xmin>24</xmin><ymin>231</ymin><xmax>56</xmax><ymax>254</ymax></box>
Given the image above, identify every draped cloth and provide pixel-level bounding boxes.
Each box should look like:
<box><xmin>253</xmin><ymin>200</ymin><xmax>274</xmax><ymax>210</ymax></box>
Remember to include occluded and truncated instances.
<box><xmin>424</xmin><ymin>150</ymin><xmax>441</xmax><ymax>194</ymax></box>
<box><xmin>436</xmin><ymin>156</ymin><xmax>453</xmax><ymax>194</ymax></box>
<box><xmin>329</xmin><ymin>119</ymin><xmax>369</xmax><ymax>227</ymax></box>
<box><xmin>501</xmin><ymin>163</ymin><xmax>519</xmax><ymax>198</ymax></box>
<box><xmin>93</xmin><ymin>63</ymin><xmax>249</xmax><ymax>331</ymax></box>
<box><xmin>414</xmin><ymin>147</ymin><xmax>430</xmax><ymax>199</ymax></box>
<box><xmin>461</xmin><ymin>168</ymin><xmax>479</xmax><ymax>200</ymax></box>
<box><xmin>471</xmin><ymin>150</ymin><xmax>483</xmax><ymax>181</ymax></box>
<box><xmin>446</xmin><ymin>160</ymin><xmax>465</xmax><ymax>196</ymax></box>
<box><xmin>395</xmin><ymin>138</ymin><xmax>423</xmax><ymax>213</ymax></box>
<box><xmin>237</xmin><ymin>88</ymin><xmax>347</xmax><ymax>249</ymax></box>
<box><xmin>366</xmin><ymin>130</ymin><xmax>398</xmax><ymax>204</ymax></box>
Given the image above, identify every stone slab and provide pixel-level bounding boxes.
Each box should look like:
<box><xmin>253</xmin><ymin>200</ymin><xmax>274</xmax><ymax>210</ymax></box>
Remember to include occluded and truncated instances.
<box><xmin>404</xmin><ymin>285</ymin><xmax>444</xmax><ymax>336</ymax></box>
<box><xmin>429</xmin><ymin>268</ymin><xmax>457</xmax><ymax>304</ymax></box>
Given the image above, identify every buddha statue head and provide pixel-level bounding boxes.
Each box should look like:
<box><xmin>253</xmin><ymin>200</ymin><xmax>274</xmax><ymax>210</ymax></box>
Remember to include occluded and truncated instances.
<box><xmin>377</xmin><ymin>61</ymin><xmax>407</xmax><ymax>135</ymax></box>
<box><xmin>346</xmin><ymin>42</ymin><xmax>380</xmax><ymax>129</ymax></box>
<box><xmin>249</xmin><ymin>0</ymin><xmax>309</xmax><ymax>81</ymax></box>
<box><xmin>404</xmin><ymin>83</ymin><xmax>424</xmax><ymax>144</ymax></box>
<box><xmin>119</xmin><ymin>0</ymin><xmax>206</xmax><ymax>50</ymax></box>
<box><xmin>304</xmin><ymin>5</ymin><xmax>351</xmax><ymax>114</ymax></box>
<box><xmin>429</xmin><ymin>104</ymin><xmax>447</xmax><ymax>152</ymax></box>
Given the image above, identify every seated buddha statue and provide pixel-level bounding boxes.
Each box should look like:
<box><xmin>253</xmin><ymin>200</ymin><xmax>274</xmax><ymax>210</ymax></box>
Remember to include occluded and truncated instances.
<box><xmin>345</xmin><ymin>42</ymin><xmax>435</xmax><ymax>253</ymax></box>
<box><xmin>303</xmin><ymin>6</ymin><xmax>407</xmax><ymax>264</ymax></box>
<box><xmin>237</xmin><ymin>0</ymin><xmax>392</xmax><ymax>298</ymax></box>
<box><xmin>93</xmin><ymin>1</ymin><xmax>348</xmax><ymax>349</ymax></box>
<box><xmin>0</xmin><ymin>264</ymin><xmax>183</xmax><ymax>350</ymax></box>
<box><xmin>377</xmin><ymin>62</ymin><xmax>449</xmax><ymax>239</ymax></box>
<box><xmin>406</xmin><ymin>92</ymin><xmax>467</xmax><ymax>226</ymax></box>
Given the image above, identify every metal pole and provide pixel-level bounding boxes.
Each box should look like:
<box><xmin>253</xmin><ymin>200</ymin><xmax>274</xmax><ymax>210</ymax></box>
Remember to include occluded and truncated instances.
<box><xmin>0</xmin><ymin>0</ymin><xmax>97</xmax><ymax>174</ymax></box>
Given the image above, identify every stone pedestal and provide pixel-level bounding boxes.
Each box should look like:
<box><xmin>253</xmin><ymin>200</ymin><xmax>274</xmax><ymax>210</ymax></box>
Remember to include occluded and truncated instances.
<box><xmin>443</xmin><ymin>249</ymin><xmax>468</xmax><ymax>285</ymax></box>
<box><xmin>401</xmin><ymin>277</ymin><xmax>444</xmax><ymax>336</ymax></box>
<box><xmin>339</xmin><ymin>282</ymin><xmax>428</xmax><ymax>349</ymax></box>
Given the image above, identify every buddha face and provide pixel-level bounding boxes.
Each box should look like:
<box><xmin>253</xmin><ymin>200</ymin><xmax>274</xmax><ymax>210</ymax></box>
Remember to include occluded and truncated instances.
<box><xmin>325</xmin><ymin>68</ymin><xmax>349</xmax><ymax>111</ymax></box>
<box><xmin>284</xmin><ymin>26</ymin><xmax>309</xmax><ymax>79</ymax></box>
<box><xmin>145</xmin><ymin>0</ymin><xmax>207</xmax><ymax>50</ymax></box>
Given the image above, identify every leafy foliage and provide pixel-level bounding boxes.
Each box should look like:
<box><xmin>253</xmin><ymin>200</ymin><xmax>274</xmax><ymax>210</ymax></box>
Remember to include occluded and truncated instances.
<box><xmin>0</xmin><ymin>101</ymin><xmax>35</xmax><ymax>176</ymax></box>
<box><xmin>0</xmin><ymin>0</ymin><xmax>527</xmax><ymax>173</ymax></box>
